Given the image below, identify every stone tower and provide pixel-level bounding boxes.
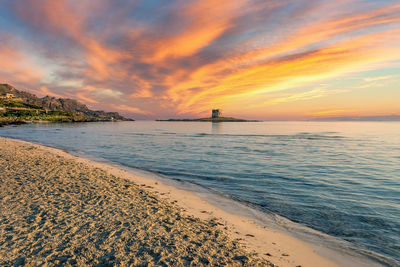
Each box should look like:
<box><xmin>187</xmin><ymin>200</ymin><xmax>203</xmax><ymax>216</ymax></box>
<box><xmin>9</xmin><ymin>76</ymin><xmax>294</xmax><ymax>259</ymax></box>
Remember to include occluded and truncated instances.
<box><xmin>212</xmin><ymin>109</ymin><xmax>221</xmax><ymax>118</ymax></box>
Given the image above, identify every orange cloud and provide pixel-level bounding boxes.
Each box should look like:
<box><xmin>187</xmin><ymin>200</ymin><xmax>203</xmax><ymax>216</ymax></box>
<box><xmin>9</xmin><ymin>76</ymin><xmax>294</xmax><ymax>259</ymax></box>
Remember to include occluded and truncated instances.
<box><xmin>254</xmin><ymin>87</ymin><xmax>349</xmax><ymax>107</ymax></box>
<box><xmin>75</xmin><ymin>92</ymin><xmax>99</xmax><ymax>104</ymax></box>
<box><xmin>5</xmin><ymin>0</ymin><xmax>400</xmax><ymax>119</ymax></box>
<box><xmin>364</xmin><ymin>75</ymin><xmax>393</xmax><ymax>82</ymax></box>
<box><xmin>309</xmin><ymin>109</ymin><xmax>356</xmax><ymax>117</ymax></box>
<box><xmin>142</xmin><ymin>0</ymin><xmax>249</xmax><ymax>63</ymax></box>
<box><xmin>38</xmin><ymin>86</ymin><xmax>65</xmax><ymax>98</ymax></box>
<box><xmin>109</xmin><ymin>104</ymin><xmax>152</xmax><ymax>115</ymax></box>
<box><xmin>84</xmin><ymin>39</ymin><xmax>125</xmax><ymax>81</ymax></box>
<box><xmin>17</xmin><ymin>0</ymin><xmax>127</xmax><ymax>83</ymax></box>
<box><xmin>130</xmin><ymin>88</ymin><xmax>153</xmax><ymax>99</ymax></box>
<box><xmin>168</xmin><ymin>29</ymin><xmax>400</xmax><ymax>114</ymax></box>
<box><xmin>162</xmin><ymin>1</ymin><xmax>400</xmax><ymax>114</ymax></box>
<box><xmin>0</xmin><ymin>44</ymin><xmax>46</xmax><ymax>87</ymax></box>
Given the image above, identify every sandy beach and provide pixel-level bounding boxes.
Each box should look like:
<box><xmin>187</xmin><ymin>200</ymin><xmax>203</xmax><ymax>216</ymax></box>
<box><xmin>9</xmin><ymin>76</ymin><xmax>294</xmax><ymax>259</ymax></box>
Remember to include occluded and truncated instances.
<box><xmin>0</xmin><ymin>137</ymin><xmax>340</xmax><ymax>266</ymax></box>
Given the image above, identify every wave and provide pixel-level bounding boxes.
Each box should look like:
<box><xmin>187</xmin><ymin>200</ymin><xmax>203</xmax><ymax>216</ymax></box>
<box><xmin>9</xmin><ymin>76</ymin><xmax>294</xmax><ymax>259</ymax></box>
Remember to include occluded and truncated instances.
<box><xmin>185</xmin><ymin>132</ymin><xmax>345</xmax><ymax>140</ymax></box>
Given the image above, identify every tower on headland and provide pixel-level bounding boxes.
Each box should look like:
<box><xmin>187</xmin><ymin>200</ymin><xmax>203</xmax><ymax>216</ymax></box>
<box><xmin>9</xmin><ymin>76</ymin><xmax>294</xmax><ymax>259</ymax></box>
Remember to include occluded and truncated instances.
<box><xmin>212</xmin><ymin>109</ymin><xmax>222</xmax><ymax>118</ymax></box>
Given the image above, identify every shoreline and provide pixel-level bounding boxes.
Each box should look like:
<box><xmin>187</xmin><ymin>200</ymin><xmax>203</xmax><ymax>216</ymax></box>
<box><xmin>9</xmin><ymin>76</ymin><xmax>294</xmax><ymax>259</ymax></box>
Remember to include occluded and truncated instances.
<box><xmin>0</xmin><ymin>137</ymin><xmax>382</xmax><ymax>266</ymax></box>
<box><xmin>70</xmin><ymin>149</ymin><xmax>385</xmax><ymax>267</ymax></box>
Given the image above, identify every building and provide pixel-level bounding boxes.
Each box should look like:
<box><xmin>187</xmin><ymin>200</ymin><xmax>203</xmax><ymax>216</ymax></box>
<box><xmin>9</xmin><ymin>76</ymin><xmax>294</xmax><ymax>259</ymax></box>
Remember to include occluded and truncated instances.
<box><xmin>212</xmin><ymin>109</ymin><xmax>222</xmax><ymax>118</ymax></box>
<box><xmin>0</xmin><ymin>93</ymin><xmax>15</xmax><ymax>99</ymax></box>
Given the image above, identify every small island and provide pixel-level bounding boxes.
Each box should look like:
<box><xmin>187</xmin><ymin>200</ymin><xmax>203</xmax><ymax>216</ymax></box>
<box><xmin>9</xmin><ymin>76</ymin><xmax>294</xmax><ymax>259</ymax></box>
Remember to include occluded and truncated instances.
<box><xmin>0</xmin><ymin>84</ymin><xmax>133</xmax><ymax>127</ymax></box>
<box><xmin>157</xmin><ymin>109</ymin><xmax>257</xmax><ymax>122</ymax></box>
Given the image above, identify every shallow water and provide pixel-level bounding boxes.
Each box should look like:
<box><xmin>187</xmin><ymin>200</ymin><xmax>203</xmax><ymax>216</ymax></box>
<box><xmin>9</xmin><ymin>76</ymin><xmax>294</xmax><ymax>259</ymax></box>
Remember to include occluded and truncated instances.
<box><xmin>1</xmin><ymin>121</ymin><xmax>399</xmax><ymax>265</ymax></box>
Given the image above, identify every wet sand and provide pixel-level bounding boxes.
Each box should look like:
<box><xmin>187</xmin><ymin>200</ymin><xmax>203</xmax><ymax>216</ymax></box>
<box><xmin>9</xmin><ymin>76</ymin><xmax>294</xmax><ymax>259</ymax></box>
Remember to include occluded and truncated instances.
<box><xmin>0</xmin><ymin>137</ymin><xmax>338</xmax><ymax>266</ymax></box>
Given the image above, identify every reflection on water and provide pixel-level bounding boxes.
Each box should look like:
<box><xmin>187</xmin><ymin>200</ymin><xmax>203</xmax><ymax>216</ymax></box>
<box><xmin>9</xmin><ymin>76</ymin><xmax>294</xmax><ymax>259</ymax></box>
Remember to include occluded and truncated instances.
<box><xmin>1</xmin><ymin>121</ymin><xmax>400</xmax><ymax>265</ymax></box>
<box><xmin>211</xmin><ymin>122</ymin><xmax>222</xmax><ymax>134</ymax></box>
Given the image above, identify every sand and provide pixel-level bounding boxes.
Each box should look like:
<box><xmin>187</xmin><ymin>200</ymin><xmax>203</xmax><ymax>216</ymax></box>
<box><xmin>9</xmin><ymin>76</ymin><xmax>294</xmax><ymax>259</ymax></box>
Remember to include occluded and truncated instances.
<box><xmin>0</xmin><ymin>137</ymin><xmax>339</xmax><ymax>266</ymax></box>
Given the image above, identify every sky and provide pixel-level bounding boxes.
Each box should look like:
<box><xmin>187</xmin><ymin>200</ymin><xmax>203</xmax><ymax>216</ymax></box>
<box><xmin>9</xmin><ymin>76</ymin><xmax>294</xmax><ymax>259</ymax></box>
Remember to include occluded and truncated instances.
<box><xmin>0</xmin><ymin>0</ymin><xmax>399</xmax><ymax>120</ymax></box>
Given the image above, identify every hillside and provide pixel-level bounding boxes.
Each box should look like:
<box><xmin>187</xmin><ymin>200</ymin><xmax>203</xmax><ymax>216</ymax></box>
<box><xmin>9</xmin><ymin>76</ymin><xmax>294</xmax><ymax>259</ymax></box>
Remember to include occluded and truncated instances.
<box><xmin>0</xmin><ymin>84</ymin><xmax>133</xmax><ymax>126</ymax></box>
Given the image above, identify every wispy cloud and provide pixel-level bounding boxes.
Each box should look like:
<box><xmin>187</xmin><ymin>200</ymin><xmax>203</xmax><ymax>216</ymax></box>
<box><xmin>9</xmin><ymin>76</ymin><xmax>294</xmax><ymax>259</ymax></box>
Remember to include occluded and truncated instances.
<box><xmin>0</xmin><ymin>40</ymin><xmax>46</xmax><ymax>88</ymax></box>
<box><xmin>94</xmin><ymin>89</ymin><xmax>123</xmax><ymax>99</ymax></box>
<box><xmin>309</xmin><ymin>109</ymin><xmax>355</xmax><ymax>117</ymax></box>
<box><xmin>364</xmin><ymin>75</ymin><xmax>393</xmax><ymax>82</ymax></box>
<box><xmin>109</xmin><ymin>104</ymin><xmax>153</xmax><ymax>115</ymax></box>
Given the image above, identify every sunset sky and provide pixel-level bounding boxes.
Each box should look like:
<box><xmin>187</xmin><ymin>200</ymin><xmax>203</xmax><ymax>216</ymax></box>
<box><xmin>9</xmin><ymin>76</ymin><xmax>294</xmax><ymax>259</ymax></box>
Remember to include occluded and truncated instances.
<box><xmin>0</xmin><ymin>0</ymin><xmax>399</xmax><ymax>120</ymax></box>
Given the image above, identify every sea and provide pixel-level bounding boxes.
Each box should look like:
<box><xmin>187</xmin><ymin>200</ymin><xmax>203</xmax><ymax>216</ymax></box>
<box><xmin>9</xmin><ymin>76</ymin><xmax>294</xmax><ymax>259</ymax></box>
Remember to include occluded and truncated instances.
<box><xmin>1</xmin><ymin>121</ymin><xmax>399</xmax><ymax>266</ymax></box>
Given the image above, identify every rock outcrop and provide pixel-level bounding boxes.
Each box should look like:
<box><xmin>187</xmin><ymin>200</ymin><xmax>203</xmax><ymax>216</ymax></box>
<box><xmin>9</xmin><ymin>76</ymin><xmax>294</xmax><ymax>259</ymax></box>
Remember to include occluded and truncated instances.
<box><xmin>0</xmin><ymin>84</ymin><xmax>132</xmax><ymax>121</ymax></box>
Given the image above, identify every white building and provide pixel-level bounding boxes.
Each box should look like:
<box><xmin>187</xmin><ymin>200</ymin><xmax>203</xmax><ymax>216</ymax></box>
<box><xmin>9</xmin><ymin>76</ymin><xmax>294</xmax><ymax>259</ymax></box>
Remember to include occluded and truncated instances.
<box><xmin>0</xmin><ymin>93</ymin><xmax>14</xmax><ymax>99</ymax></box>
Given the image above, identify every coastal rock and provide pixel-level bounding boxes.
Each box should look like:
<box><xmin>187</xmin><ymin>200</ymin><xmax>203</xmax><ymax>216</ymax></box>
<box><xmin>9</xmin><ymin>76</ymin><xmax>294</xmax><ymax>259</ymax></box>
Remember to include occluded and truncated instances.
<box><xmin>0</xmin><ymin>83</ymin><xmax>133</xmax><ymax>121</ymax></box>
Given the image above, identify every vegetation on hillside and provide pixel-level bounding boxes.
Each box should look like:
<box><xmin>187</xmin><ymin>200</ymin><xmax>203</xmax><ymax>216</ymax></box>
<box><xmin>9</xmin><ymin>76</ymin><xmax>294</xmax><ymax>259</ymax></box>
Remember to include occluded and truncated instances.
<box><xmin>0</xmin><ymin>99</ymin><xmax>85</xmax><ymax>125</ymax></box>
<box><xmin>0</xmin><ymin>84</ymin><xmax>133</xmax><ymax>126</ymax></box>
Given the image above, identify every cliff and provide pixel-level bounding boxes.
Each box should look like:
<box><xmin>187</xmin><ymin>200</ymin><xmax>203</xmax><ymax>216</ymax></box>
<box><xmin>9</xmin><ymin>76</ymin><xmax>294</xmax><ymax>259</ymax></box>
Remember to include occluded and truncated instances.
<box><xmin>0</xmin><ymin>84</ymin><xmax>133</xmax><ymax>125</ymax></box>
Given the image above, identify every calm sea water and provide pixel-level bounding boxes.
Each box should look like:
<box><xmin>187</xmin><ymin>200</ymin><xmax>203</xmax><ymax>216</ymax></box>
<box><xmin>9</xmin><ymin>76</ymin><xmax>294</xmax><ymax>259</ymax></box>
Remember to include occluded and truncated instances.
<box><xmin>1</xmin><ymin>121</ymin><xmax>399</xmax><ymax>265</ymax></box>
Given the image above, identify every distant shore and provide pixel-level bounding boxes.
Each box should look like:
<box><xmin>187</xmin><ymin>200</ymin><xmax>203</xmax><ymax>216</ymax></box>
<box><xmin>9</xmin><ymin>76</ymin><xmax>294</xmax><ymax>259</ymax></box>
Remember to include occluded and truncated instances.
<box><xmin>157</xmin><ymin>117</ymin><xmax>259</xmax><ymax>122</ymax></box>
<box><xmin>0</xmin><ymin>118</ymin><xmax>129</xmax><ymax>127</ymax></box>
<box><xmin>0</xmin><ymin>137</ymin><xmax>341</xmax><ymax>266</ymax></box>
